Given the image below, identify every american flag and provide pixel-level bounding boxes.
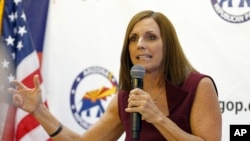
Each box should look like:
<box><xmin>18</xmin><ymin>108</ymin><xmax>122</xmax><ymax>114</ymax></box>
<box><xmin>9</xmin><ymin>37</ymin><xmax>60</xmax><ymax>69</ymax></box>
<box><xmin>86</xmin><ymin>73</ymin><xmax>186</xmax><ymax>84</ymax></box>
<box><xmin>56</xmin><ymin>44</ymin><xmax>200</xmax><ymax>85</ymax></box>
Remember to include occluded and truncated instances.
<box><xmin>1</xmin><ymin>0</ymin><xmax>51</xmax><ymax>140</ymax></box>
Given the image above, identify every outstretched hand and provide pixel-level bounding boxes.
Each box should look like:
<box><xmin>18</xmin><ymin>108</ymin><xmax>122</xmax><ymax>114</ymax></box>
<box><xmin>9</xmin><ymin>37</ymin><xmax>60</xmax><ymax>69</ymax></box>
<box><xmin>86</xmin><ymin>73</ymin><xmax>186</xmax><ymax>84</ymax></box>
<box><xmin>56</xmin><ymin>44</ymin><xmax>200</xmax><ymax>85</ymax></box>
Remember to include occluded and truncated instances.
<box><xmin>8</xmin><ymin>75</ymin><xmax>43</xmax><ymax>115</ymax></box>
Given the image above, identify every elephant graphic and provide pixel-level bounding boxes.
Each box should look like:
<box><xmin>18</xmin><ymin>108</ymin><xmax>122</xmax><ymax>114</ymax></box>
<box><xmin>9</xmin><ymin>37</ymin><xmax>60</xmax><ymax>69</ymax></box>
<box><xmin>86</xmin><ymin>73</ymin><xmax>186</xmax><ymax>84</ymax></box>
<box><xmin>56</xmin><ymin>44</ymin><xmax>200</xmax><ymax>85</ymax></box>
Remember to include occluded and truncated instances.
<box><xmin>219</xmin><ymin>0</ymin><xmax>250</xmax><ymax>7</ymax></box>
<box><xmin>78</xmin><ymin>86</ymin><xmax>116</xmax><ymax>117</ymax></box>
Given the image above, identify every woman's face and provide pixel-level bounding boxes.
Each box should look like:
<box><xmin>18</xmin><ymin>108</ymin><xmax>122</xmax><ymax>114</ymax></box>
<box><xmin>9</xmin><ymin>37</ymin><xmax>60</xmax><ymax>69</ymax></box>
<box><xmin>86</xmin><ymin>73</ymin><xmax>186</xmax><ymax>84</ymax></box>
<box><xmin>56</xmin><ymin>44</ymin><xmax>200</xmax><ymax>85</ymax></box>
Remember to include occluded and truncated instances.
<box><xmin>128</xmin><ymin>18</ymin><xmax>163</xmax><ymax>73</ymax></box>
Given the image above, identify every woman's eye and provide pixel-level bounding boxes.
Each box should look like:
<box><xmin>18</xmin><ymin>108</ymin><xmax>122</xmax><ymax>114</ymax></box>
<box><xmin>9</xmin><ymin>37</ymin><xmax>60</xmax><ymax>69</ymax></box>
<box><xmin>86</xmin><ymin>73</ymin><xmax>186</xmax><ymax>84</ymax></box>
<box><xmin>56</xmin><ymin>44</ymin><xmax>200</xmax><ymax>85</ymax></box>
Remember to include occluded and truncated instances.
<box><xmin>147</xmin><ymin>35</ymin><xmax>156</xmax><ymax>40</ymax></box>
<box><xmin>129</xmin><ymin>36</ymin><xmax>137</xmax><ymax>42</ymax></box>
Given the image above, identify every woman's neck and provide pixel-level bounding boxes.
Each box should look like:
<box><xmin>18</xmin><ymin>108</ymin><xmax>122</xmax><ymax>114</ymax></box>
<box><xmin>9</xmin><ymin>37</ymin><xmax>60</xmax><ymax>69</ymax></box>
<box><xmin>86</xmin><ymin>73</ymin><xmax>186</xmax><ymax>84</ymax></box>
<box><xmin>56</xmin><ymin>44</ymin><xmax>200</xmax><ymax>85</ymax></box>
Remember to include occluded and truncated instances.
<box><xmin>143</xmin><ymin>72</ymin><xmax>165</xmax><ymax>93</ymax></box>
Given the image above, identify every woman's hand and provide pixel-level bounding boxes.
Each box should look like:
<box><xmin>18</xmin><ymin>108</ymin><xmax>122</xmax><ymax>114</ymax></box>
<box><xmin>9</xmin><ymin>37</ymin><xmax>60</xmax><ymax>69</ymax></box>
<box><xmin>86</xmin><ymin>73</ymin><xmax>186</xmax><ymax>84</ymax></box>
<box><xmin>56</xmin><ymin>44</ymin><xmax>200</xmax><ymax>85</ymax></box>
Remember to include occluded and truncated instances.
<box><xmin>8</xmin><ymin>75</ymin><xmax>43</xmax><ymax>115</ymax></box>
<box><xmin>125</xmin><ymin>88</ymin><xmax>163</xmax><ymax>124</ymax></box>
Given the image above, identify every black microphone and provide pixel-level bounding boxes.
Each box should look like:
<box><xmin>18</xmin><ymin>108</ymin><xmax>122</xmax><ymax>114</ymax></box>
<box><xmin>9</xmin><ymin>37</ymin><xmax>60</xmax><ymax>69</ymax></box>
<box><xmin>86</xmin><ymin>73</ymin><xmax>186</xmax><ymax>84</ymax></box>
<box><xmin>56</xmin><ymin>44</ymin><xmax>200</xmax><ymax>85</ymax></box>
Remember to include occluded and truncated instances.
<box><xmin>130</xmin><ymin>65</ymin><xmax>145</xmax><ymax>140</ymax></box>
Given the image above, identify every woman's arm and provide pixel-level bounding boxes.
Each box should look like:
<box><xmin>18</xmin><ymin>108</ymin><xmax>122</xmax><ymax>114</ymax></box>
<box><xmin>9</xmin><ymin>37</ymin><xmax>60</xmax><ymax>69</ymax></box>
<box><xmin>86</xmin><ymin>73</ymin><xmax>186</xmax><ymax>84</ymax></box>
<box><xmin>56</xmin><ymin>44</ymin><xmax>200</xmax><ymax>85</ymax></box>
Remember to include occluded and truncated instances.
<box><xmin>32</xmin><ymin>103</ymin><xmax>82</xmax><ymax>141</ymax></box>
<box><xmin>153</xmin><ymin>77</ymin><xmax>222</xmax><ymax>141</ymax></box>
<box><xmin>189</xmin><ymin>77</ymin><xmax>222</xmax><ymax>140</ymax></box>
<box><xmin>9</xmin><ymin>75</ymin><xmax>124</xmax><ymax>141</ymax></box>
<box><xmin>49</xmin><ymin>94</ymin><xmax>124</xmax><ymax>141</ymax></box>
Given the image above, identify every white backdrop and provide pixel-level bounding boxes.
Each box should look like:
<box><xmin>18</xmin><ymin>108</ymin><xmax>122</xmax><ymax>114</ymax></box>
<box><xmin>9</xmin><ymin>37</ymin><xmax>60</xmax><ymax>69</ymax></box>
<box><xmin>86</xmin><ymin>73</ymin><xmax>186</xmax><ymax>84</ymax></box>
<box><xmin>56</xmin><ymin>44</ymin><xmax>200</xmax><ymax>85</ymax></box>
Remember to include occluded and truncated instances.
<box><xmin>42</xmin><ymin>0</ymin><xmax>250</xmax><ymax>141</ymax></box>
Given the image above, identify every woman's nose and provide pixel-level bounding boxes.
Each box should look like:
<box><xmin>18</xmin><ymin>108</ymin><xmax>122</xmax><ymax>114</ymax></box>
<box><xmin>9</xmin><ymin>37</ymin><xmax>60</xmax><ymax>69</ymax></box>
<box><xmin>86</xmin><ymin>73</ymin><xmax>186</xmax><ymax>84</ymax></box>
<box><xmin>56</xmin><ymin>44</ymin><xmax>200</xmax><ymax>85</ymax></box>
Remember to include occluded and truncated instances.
<box><xmin>137</xmin><ymin>38</ymin><xmax>146</xmax><ymax>50</ymax></box>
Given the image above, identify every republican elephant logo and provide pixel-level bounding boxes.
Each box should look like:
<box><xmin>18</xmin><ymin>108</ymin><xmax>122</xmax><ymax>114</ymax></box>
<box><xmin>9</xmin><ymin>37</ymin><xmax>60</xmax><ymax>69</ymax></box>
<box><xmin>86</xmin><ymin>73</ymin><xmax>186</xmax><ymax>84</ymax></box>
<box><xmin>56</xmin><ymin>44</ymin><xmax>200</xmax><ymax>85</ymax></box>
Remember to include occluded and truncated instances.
<box><xmin>70</xmin><ymin>66</ymin><xmax>118</xmax><ymax>129</ymax></box>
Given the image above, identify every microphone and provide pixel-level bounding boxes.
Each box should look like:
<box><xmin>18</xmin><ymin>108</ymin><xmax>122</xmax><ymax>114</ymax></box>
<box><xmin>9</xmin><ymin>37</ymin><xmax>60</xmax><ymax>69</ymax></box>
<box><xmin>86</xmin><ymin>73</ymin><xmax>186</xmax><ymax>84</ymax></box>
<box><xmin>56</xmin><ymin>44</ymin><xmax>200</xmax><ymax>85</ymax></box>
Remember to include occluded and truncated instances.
<box><xmin>130</xmin><ymin>65</ymin><xmax>145</xmax><ymax>140</ymax></box>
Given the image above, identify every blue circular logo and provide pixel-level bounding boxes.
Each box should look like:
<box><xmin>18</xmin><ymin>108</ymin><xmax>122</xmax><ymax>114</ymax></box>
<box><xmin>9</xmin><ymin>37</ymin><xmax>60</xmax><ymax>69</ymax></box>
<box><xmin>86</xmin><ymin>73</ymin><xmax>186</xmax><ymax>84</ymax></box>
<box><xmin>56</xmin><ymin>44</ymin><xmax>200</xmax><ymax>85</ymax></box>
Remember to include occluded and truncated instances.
<box><xmin>70</xmin><ymin>66</ymin><xmax>118</xmax><ymax>129</ymax></box>
<box><xmin>211</xmin><ymin>0</ymin><xmax>250</xmax><ymax>23</ymax></box>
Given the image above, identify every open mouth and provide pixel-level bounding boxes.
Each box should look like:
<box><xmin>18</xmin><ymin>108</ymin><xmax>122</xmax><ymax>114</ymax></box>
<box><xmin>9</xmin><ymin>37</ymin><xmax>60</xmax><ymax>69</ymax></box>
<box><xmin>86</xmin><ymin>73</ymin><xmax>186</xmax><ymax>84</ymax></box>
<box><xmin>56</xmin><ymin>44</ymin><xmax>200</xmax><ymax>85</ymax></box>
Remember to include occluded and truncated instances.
<box><xmin>136</xmin><ymin>55</ymin><xmax>152</xmax><ymax>60</ymax></box>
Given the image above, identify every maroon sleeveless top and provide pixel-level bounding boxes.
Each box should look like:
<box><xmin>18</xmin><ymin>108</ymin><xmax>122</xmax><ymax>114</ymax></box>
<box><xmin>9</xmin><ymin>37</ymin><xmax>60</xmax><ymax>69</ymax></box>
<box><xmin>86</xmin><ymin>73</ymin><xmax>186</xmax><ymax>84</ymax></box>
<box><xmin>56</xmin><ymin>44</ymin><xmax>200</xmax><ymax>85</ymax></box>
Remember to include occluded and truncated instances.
<box><xmin>118</xmin><ymin>72</ymin><xmax>217</xmax><ymax>141</ymax></box>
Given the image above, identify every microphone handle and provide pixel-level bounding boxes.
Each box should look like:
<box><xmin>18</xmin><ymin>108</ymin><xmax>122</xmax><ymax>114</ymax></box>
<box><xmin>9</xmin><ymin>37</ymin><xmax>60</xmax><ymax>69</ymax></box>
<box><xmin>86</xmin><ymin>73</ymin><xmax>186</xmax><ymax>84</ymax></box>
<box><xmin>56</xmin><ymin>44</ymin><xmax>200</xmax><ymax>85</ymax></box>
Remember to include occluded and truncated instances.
<box><xmin>132</xmin><ymin>112</ymin><xmax>141</xmax><ymax>139</ymax></box>
<box><xmin>132</xmin><ymin>78</ymin><xmax>143</xmax><ymax>140</ymax></box>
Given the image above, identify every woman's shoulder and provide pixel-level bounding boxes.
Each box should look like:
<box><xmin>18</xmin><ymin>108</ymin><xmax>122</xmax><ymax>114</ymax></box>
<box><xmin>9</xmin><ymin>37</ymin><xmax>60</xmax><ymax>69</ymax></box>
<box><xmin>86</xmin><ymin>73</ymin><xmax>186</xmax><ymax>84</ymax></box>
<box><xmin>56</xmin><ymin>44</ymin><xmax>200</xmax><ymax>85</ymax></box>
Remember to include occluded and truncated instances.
<box><xmin>185</xmin><ymin>72</ymin><xmax>218</xmax><ymax>94</ymax></box>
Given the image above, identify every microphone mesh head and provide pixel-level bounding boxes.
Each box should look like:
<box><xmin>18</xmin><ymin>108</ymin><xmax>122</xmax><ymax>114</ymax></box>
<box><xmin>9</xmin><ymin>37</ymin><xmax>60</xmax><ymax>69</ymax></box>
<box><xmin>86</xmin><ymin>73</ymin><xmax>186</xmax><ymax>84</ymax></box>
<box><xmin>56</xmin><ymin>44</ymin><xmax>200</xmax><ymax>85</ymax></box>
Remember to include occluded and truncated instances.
<box><xmin>130</xmin><ymin>65</ymin><xmax>145</xmax><ymax>78</ymax></box>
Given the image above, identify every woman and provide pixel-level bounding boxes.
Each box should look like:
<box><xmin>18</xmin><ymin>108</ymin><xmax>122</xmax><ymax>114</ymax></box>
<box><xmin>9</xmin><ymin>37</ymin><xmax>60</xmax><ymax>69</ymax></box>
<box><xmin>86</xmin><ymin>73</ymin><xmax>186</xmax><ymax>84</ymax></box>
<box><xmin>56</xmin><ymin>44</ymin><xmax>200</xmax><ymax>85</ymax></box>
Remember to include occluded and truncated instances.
<box><xmin>8</xmin><ymin>10</ymin><xmax>221</xmax><ymax>141</ymax></box>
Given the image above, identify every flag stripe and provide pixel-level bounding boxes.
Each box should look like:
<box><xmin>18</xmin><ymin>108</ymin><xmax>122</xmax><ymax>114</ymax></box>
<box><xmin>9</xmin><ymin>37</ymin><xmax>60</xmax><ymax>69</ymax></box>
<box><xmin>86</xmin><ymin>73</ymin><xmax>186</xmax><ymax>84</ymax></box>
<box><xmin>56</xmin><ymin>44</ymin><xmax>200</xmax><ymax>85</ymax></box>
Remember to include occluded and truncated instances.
<box><xmin>16</xmin><ymin>51</ymin><xmax>40</xmax><ymax>81</ymax></box>
<box><xmin>16</xmin><ymin>114</ymin><xmax>40</xmax><ymax>140</ymax></box>
<box><xmin>20</xmin><ymin>125</ymin><xmax>51</xmax><ymax>141</ymax></box>
<box><xmin>22</xmin><ymin>69</ymin><xmax>42</xmax><ymax>88</ymax></box>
